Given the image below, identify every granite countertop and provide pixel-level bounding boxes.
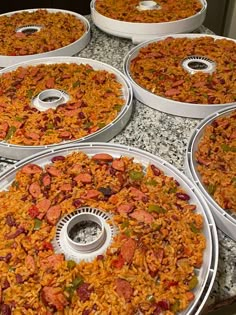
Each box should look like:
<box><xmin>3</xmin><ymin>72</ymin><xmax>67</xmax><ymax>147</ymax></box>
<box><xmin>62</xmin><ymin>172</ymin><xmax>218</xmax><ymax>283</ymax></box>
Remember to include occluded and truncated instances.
<box><xmin>0</xmin><ymin>16</ymin><xmax>235</xmax><ymax>313</ymax></box>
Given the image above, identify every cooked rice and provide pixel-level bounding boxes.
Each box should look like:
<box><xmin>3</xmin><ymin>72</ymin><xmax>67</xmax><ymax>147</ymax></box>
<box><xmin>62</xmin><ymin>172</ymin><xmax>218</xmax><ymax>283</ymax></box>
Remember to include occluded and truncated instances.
<box><xmin>0</xmin><ymin>63</ymin><xmax>124</xmax><ymax>146</ymax></box>
<box><xmin>130</xmin><ymin>36</ymin><xmax>236</xmax><ymax>105</ymax></box>
<box><xmin>96</xmin><ymin>0</ymin><xmax>202</xmax><ymax>23</ymax></box>
<box><xmin>0</xmin><ymin>151</ymin><xmax>205</xmax><ymax>314</ymax></box>
<box><xmin>0</xmin><ymin>9</ymin><xmax>86</xmax><ymax>56</ymax></box>
<box><xmin>196</xmin><ymin>109</ymin><xmax>236</xmax><ymax>213</ymax></box>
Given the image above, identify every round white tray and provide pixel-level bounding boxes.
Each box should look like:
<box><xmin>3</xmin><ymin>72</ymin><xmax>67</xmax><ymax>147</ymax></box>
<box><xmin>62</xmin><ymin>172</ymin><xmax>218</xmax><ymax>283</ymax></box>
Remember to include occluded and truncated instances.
<box><xmin>91</xmin><ymin>0</ymin><xmax>207</xmax><ymax>44</ymax></box>
<box><xmin>123</xmin><ymin>33</ymin><xmax>236</xmax><ymax>118</ymax></box>
<box><xmin>0</xmin><ymin>8</ymin><xmax>91</xmax><ymax>68</ymax></box>
<box><xmin>0</xmin><ymin>142</ymin><xmax>218</xmax><ymax>315</ymax></box>
<box><xmin>0</xmin><ymin>57</ymin><xmax>133</xmax><ymax>160</ymax></box>
<box><xmin>185</xmin><ymin>105</ymin><xmax>236</xmax><ymax>241</ymax></box>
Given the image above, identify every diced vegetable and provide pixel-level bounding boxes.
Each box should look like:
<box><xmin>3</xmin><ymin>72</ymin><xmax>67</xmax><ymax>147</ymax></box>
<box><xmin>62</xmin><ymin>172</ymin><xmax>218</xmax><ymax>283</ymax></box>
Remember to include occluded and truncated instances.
<box><xmin>129</xmin><ymin>170</ymin><xmax>144</xmax><ymax>181</ymax></box>
<box><xmin>208</xmin><ymin>184</ymin><xmax>216</xmax><ymax>195</ymax></box>
<box><xmin>188</xmin><ymin>275</ymin><xmax>198</xmax><ymax>290</ymax></box>
<box><xmin>146</xmin><ymin>294</ymin><xmax>155</xmax><ymax>302</ymax></box>
<box><xmin>189</xmin><ymin>222</ymin><xmax>199</xmax><ymax>234</ymax></box>
<box><xmin>148</xmin><ymin>204</ymin><xmax>166</xmax><ymax>214</ymax></box>
<box><xmin>5</xmin><ymin>126</ymin><xmax>16</xmax><ymax>140</ymax></box>
<box><xmin>33</xmin><ymin>218</ymin><xmax>42</xmax><ymax>231</ymax></box>
<box><xmin>67</xmin><ymin>260</ymin><xmax>76</xmax><ymax>270</ymax></box>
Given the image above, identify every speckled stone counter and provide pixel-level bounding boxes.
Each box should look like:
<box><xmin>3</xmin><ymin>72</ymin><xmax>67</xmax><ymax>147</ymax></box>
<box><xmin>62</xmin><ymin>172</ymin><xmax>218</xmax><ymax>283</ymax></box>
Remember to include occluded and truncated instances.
<box><xmin>0</xmin><ymin>16</ymin><xmax>235</xmax><ymax>313</ymax></box>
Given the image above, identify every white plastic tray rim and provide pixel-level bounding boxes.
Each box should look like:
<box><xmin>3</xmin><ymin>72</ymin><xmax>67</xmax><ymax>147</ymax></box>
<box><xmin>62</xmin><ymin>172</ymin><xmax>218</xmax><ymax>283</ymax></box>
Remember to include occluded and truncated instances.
<box><xmin>123</xmin><ymin>33</ymin><xmax>236</xmax><ymax>118</ymax></box>
<box><xmin>0</xmin><ymin>142</ymin><xmax>218</xmax><ymax>315</ymax></box>
<box><xmin>186</xmin><ymin>105</ymin><xmax>236</xmax><ymax>227</ymax></box>
<box><xmin>0</xmin><ymin>57</ymin><xmax>133</xmax><ymax>159</ymax></box>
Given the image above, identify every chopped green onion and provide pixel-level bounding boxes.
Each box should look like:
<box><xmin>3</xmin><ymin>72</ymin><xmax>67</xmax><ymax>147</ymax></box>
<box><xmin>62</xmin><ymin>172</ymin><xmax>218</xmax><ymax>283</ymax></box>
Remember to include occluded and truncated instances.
<box><xmin>15</xmin><ymin>116</ymin><xmax>24</xmax><ymax>122</ymax></box>
<box><xmin>148</xmin><ymin>204</ymin><xmax>166</xmax><ymax>214</ymax></box>
<box><xmin>168</xmin><ymin>187</ymin><xmax>177</xmax><ymax>194</ymax></box>
<box><xmin>72</xmin><ymin>81</ymin><xmax>80</xmax><ymax>88</ymax></box>
<box><xmin>171</xmin><ymin>300</ymin><xmax>180</xmax><ymax>312</ymax></box>
<box><xmin>124</xmin><ymin>229</ymin><xmax>131</xmax><ymax>237</ymax></box>
<box><xmin>47</xmin><ymin>123</ymin><xmax>54</xmax><ymax>129</ymax></box>
<box><xmin>67</xmin><ymin>260</ymin><xmax>76</xmax><ymax>270</ymax></box>
<box><xmin>5</xmin><ymin>126</ymin><xmax>16</xmax><ymax>140</ymax></box>
<box><xmin>188</xmin><ymin>275</ymin><xmax>198</xmax><ymax>290</ymax></box>
<box><xmin>129</xmin><ymin>170</ymin><xmax>144</xmax><ymax>181</ymax></box>
<box><xmin>208</xmin><ymin>184</ymin><xmax>216</xmax><ymax>195</ymax></box>
<box><xmin>113</xmin><ymin>104</ymin><xmax>122</xmax><ymax>111</ymax></box>
<box><xmin>146</xmin><ymin>179</ymin><xmax>157</xmax><ymax>186</ymax></box>
<box><xmin>121</xmin><ymin>221</ymin><xmax>129</xmax><ymax>228</ymax></box>
<box><xmin>98</xmin><ymin>122</ymin><xmax>106</xmax><ymax>129</ymax></box>
<box><xmin>146</xmin><ymin>294</ymin><xmax>155</xmax><ymax>302</ymax></box>
<box><xmin>72</xmin><ymin>276</ymin><xmax>84</xmax><ymax>289</ymax></box>
<box><xmin>26</xmin><ymin>89</ymin><xmax>34</xmax><ymax>98</ymax></box>
<box><xmin>12</xmin><ymin>180</ymin><xmax>19</xmax><ymax>189</ymax></box>
<box><xmin>33</xmin><ymin>218</ymin><xmax>42</xmax><ymax>231</ymax></box>
<box><xmin>189</xmin><ymin>222</ymin><xmax>199</xmax><ymax>234</ymax></box>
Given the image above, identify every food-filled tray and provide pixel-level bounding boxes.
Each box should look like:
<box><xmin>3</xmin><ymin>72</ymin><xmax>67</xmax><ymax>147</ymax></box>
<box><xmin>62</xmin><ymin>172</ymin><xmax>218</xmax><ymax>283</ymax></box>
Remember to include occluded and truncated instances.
<box><xmin>185</xmin><ymin>105</ymin><xmax>236</xmax><ymax>241</ymax></box>
<box><xmin>0</xmin><ymin>57</ymin><xmax>133</xmax><ymax>160</ymax></box>
<box><xmin>0</xmin><ymin>8</ymin><xmax>91</xmax><ymax>68</ymax></box>
<box><xmin>91</xmin><ymin>0</ymin><xmax>207</xmax><ymax>43</ymax></box>
<box><xmin>124</xmin><ymin>33</ymin><xmax>236</xmax><ymax>118</ymax></box>
<box><xmin>0</xmin><ymin>143</ymin><xmax>218</xmax><ymax>315</ymax></box>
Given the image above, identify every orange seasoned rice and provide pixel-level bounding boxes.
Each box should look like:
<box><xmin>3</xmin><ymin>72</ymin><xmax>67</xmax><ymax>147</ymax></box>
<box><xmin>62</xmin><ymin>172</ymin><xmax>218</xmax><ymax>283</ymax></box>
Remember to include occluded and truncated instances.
<box><xmin>0</xmin><ymin>63</ymin><xmax>125</xmax><ymax>146</ymax></box>
<box><xmin>0</xmin><ymin>9</ymin><xmax>86</xmax><ymax>56</ymax></box>
<box><xmin>130</xmin><ymin>36</ymin><xmax>236</xmax><ymax>105</ymax></box>
<box><xmin>95</xmin><ymin>0</ymin><xmax>202</xmax><ymax>23</ymax></box>
<box><xmin>0</xmin><ymin>151</ymin><xmax>205</xmax><ymax>314</ymax></box>
<box><xmin>196</xmin><ymin>110</ymin><xmax>236</xmax><ymax>213</ymax></box>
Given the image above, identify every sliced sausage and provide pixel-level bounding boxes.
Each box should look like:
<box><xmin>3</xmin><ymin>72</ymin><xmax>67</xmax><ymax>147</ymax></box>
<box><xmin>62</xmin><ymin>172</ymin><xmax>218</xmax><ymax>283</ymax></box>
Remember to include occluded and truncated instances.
<box><xmin>117</xmin><ymin>204</ymin><xmax>133</xmax><ymax>215</ymax></box>
<box><xmin>41</xmin><ymin>174</ymin><xmax>51</xmax><ymax>187</ymax></box>
<box><xmin>83</xmin><ymin>189</ymin><xmax>100</xmax><ymax>200</ymax></box>
<box><xmin>29</xmin><ymin>182</ymin><xmax>41</xmax><ymax>198</ymax></box>
<box><xmin>25</xmin><ymin>255</ymin><xmax>36</xmax><ymax>273</ymax></box>
<box><xmin>41</xmin><ymin>286</ymin><xmax>68</xmax><ymax>311</ymax></box>
<box><xmin>120</xmin><ymin>238</ymin><xmax>136</xmax><ymax>263</ymax></box>
<box><xmin>45</xmin><ymin>166</ymin><xmax>62</xmax><ymax>177</ymax></box>
<box><xmin>112</xmin><ymin>159</ymin><xmax>125</xmax><ymax>171</ymax></box>
<box><xmin>130</xmin><ymin>187</ymin><xmax>148</xmax><ymax>202</ymax></box>
<box><xmin>21</xmin><ymin>164</ymin><xmax>42</xmax><ymax>174</ymax></box>
<box><xmin>92</xmin><ymin>153</ymin><xmax>113</xmax><ymax>162</ymax></box>
<box><xmin>115</xmin><ymin>278</ymin><xmax>133</xmax><ymax>301</ymax></box>
<box><xmin>46</xmin><ymin>205</ymin><xmax>61</xmax><ymax>226</ymax></box>
<box><xmin>129</xmin><ymin>210</ymin><xmax>154</xmax><ymax>224</ymax></box>
<box><xmin>40</xmin><ymin>254</ymin><xmax>64</xmax><ymax>271</ymax></box>
<box><xmin>59</xmin><ymin>183</ymin><xmax>72</xmax><ymax>191</ymax></box>
<box><xmin>74</xmin><ymin>173</ymin><xmax>92</xmax><ymax>184</ymax></box>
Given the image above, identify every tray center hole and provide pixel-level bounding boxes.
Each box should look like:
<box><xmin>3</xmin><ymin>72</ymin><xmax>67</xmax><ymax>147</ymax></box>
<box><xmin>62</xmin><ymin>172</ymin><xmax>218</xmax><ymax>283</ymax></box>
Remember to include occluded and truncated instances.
<box><xmin>182</xmin><ymin>56</ymin><xmax>216</xmax><ymax>74</ymax></box>
<box><xmin>138</xmin><ymin>1</ymin><xmax>161</xmax><ymax>10</ymax></box>
<box><xmin>188</xmin><ymin>61</ymin><xmax>208</xmax><ymax>71</ymax></box>
<box><xmin>66</xmin><ymin>212</ymin><xmax>106</xmax><ymax>252</ymax></box>
<box><xmin>69</xmin><ymin>220</ymin><xmax>102</xmax><ymax>244</ymax></box>
<box><xmin>16</xmin><ymin>25</ymin><xmax>42</xmax><ymax>35</ymax></box>
<box><xmin>32</xmin><ymin>89</ymin><xmax>70</xmax><ymax>111</ymax></box>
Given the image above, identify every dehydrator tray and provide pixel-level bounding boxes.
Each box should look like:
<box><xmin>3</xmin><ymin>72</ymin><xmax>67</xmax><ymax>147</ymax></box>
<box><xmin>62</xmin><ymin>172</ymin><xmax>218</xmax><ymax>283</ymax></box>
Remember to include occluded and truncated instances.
<box><xmin>0</xmin><ymin>142</ymin><xmax>218</xmax><ymax>315</ymax></box>
<box><xmin>0</xmin><ymin>8</ymin><xmax>91</xmax><ymax>68</ymax></box>
<box><xmin>185</xmin><ymin>105</ymin><xmax>236</xmax><ymax>241</ymax></box>
<box><xmin>91</xmin><ymin>0</ymin><xmax>207</xmax><ymax>43</ymax></box>
<box><xmin>124</xmin><ymin>33</ymin><xmax>236</xmax><ymax>118</ymax></box>
<box><xmin>0</xmin><ymin>57</ymin><xmax>133</xmax><ymax>160</ymax></box>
